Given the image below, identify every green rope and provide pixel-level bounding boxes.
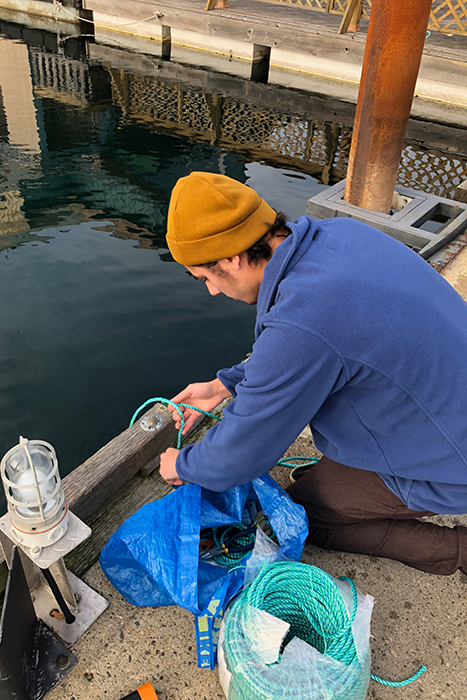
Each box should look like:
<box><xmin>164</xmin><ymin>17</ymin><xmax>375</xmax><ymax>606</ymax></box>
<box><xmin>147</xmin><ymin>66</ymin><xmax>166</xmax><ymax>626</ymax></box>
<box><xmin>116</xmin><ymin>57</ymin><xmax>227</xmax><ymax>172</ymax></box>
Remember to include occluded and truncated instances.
<box><xmin>223</xmin><ymin>561</ymin><xmax>426</xmax><ymax>699</ymax></box>
<box><xmin>370</xmin><ymin>668</ymin><xmax>427</xmax><ymax>687</ymax></box>
<box><xmin>276</xmin><ymin>455</ymin><xmax>321</xmax><ymax>469</ymax></box>
<box><xmin>130</xmin><ymin>399</ymin><xmax>321</xmax><ymax>473</ymax></box>
<box><xmin>129</xmin><ymin>397</ymin><xmax>221</xmax><ymax>449</ymax></box>
<box><xmin>130</xmin><ymin>399</ymin><xmax>426</xmax><ymax>690</ymax></box>
<box><xmin>211</xmin><ymin>523</ymin><xmax>256</xmax><ymax>567</ymax></box>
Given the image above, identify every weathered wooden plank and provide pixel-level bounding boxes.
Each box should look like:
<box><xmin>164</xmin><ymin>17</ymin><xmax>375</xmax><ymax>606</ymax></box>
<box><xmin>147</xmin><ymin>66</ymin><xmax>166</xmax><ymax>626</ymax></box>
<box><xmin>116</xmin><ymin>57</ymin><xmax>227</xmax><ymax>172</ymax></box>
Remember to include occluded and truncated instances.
<box><xmin>140</xmin><ymin>413</ymin><xmax>205</xmax><ymax>477</ymax></box>
<box><xmin>84</xmin><ymin>0</ymin><xmax>364</xmax><ymax>55</ymax></box>
<box><xmin>62</xmin><ymin>403</ymin><xmax>177</xmax><ymax>524</ymax></box>
<box><xmin>207</xmin><ymin>11</ymin><xmax>364</xmax><ymax>55</ymax></box>
<box><xmin>82</xmin><ymin>0</ymin><xmax>467</xmax><ymax>65</ymax></box>
<box><xmin>64</xmin><ymin>470</ymin><xmax>172</xmax><ymax>579</ymax></box>
<box><xmin>84</xmin><ymin>0</ymin><xmax>467</xmax><ymax>107</ymax></box>
<box><xmin>64</xmin><ymin>398</ymin><xmax>231</xmax><ymax>573</ymax></box>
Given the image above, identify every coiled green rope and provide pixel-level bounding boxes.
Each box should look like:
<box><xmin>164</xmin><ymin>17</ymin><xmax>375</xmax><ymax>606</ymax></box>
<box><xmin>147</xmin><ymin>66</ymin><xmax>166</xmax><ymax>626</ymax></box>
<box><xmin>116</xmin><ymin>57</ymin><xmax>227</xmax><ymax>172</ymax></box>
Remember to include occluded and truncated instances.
<box><xmin>223</xmin><ymin>561</ymin><xmax>426</xmax><ymax>699</ymax></box>
<box><xmin>211</xmin><ymin>523</ymin><xmax>256</xmax><ymax>567</ymax></box>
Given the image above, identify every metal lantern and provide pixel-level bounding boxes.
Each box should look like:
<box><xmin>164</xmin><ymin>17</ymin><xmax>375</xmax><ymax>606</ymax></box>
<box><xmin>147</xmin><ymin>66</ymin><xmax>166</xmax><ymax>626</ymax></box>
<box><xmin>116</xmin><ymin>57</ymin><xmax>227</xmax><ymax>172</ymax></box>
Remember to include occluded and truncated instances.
<box><xmin>0</xmin><ymin>436</ymin><xmax>68</xmax><ymax>551</ymax></box>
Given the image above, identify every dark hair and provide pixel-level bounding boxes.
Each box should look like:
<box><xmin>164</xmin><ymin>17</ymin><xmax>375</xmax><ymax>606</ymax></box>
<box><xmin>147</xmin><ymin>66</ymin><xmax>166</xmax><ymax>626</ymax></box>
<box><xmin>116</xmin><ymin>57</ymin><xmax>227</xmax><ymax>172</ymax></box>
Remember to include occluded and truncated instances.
<box><xmin>201</xmin><ymin>211</ymin><xmax>289</xmax><ymax>269</ymax></box>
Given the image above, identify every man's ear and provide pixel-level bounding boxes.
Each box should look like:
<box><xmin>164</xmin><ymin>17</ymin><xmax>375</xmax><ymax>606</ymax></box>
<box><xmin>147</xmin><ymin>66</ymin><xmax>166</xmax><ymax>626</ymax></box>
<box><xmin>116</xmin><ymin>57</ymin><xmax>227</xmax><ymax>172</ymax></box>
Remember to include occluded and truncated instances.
<box><xmin>223</xmin><ymin>254</ymin><xmax>242</xmax><ymax>271</ymax></box>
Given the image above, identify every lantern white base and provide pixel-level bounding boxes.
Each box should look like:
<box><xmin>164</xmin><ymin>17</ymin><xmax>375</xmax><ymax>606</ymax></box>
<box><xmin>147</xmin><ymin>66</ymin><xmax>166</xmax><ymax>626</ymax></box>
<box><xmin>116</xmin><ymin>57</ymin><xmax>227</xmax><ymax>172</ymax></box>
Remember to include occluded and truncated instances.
<box><xmin>0</xmin><ymin>510</ymin><xmax>88</xmax><ymax>567</ymax></box>
<box><xmin>8</xmin><ymin>510</ymin><xmax>69</xmax><ymax>552</ymax></box>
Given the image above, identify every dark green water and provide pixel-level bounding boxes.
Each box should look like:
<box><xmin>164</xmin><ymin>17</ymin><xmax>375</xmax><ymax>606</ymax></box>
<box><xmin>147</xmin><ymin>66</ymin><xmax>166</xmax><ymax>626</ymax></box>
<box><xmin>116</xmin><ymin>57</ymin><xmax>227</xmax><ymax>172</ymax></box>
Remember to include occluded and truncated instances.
<box><xmin>0</xmin><ymin>25</ymin><xmax>326</xmax><ymax>498</ymax></box>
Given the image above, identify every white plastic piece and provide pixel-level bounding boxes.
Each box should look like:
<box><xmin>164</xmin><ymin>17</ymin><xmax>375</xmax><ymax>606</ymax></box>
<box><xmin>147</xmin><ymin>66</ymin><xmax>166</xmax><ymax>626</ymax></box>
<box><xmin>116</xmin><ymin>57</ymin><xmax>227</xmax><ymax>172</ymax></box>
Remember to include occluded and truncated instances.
<box><xmin>30</xmin><ymin>545</ymin><xmax>42</xmax><ymax>558</ymax></box>
<box><xmin>244</xmin><ymin>526</ymin><xmax>284</xmax><ymax>586</ymax></box>
<box><xmin>217</xmin><ymin>622</ymin><xmax>231</xmax><ymax>699</ymax></box>
<box><xmin>246</xmin><ymin>605</ymin><xmax>290</xmax><ymax>665</ymax></box>
<box><xmin>0</xmin><ymin>510</ymin><xmax>90</xmax><ymax>569</ymax></box>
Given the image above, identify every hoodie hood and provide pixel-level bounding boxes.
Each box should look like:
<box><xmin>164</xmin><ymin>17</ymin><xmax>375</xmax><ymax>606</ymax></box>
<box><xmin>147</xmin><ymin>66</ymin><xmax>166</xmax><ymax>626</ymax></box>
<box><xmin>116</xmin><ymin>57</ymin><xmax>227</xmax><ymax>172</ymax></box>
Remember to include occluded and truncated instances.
<box><xmin>255</xmin><ymin>215</ymin><xmax>318</xmax><ymax>338</ymax></box>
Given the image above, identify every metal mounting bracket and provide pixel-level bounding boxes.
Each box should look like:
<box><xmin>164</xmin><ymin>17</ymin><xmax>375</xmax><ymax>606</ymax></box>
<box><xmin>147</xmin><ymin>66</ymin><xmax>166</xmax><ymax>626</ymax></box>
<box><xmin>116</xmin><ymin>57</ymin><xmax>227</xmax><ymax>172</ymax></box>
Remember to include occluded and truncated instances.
<box><xmin>0</xmin><ymin>511</ymin><xmax>108</xmax><ymax>644</ymax></box>
<box><xmin>0</xmin><ymin>546</ymin><xmax>78</xmax><ymax>700</ymax></box>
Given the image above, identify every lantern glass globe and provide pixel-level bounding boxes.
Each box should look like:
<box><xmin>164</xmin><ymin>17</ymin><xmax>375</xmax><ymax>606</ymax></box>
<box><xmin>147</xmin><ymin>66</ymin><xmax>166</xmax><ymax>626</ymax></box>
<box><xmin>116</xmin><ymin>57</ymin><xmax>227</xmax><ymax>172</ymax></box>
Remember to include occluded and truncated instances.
<box><xmin>6</xmin><ymin>443</ymin><xmax>58</xmax><ymax>517</ymax></box>
<box><xmin>1</xmin><ymin>437</ymin><xmax>68</xmax><ymax>549</ymax></box>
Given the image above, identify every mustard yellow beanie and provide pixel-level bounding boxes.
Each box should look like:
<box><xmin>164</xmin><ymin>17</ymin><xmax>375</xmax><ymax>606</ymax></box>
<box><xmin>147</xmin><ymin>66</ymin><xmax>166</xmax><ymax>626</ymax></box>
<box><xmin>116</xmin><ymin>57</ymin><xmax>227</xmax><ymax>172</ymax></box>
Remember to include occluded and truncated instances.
<box><xmin>166</xmin><ymin>172</ymin><xmax>276</xmax><ymax>266</ymax></box>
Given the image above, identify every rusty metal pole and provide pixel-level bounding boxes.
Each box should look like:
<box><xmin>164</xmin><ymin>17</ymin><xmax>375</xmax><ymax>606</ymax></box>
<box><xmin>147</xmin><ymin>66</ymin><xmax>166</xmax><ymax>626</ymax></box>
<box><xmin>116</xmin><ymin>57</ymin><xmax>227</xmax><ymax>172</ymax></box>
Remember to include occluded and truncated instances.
<box><xmin>344</xmin><ymin>0</ymin><xmax>432</xmax><ymax>213</ymax></box>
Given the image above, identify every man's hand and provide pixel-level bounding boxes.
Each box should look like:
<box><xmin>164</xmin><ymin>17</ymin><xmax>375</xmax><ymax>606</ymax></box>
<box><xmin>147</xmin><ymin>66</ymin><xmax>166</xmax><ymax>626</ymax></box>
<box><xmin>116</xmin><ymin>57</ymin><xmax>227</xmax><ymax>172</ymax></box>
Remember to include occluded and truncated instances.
<box><xmin>160</xmin><ymin>448</ymin><xmax>184</xmax><ymax>486</ymax></box>
<box><xmin>169</xmin><ymin>378</ymin><xmax>231</xmax><ymax>435</ymax></box>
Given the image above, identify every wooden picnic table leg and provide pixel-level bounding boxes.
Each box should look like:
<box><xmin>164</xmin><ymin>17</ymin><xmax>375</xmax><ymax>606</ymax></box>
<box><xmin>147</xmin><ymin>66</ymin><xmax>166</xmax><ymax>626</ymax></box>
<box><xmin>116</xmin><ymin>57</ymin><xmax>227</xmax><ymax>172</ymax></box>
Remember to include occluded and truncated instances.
<box><xmin>206</xmin><ymin>0</ymin><xmax>229</xmax><ymax>9</ymax></box>
<box><xmin>348</xmin><ymin>0</ymin><xmax>364</xmax><ymax>31</ymax></box>
<box><xmin>338</xmin><ymin>0</ymin><xmax>363</xmax><ymax>34</ymax></box>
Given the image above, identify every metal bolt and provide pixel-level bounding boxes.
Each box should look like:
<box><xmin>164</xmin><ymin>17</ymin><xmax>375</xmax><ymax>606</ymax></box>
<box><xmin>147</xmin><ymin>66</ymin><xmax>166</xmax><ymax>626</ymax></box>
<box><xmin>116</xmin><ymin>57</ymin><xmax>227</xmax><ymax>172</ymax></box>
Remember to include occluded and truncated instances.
<box><xmin>55</xmin><ymin>654</ymin><xmax>70</xmax><ymax>670</ymax></box>
<box><xmin>140</xmin><ymin>414</ymin><xmax>163</xmax><ymax>432</ymax></box>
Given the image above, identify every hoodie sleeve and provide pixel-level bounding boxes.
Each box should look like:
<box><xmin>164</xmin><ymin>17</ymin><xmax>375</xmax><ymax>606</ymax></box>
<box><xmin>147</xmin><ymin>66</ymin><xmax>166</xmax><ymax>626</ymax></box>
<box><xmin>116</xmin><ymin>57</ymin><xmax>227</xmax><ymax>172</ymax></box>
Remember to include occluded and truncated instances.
<box><xmin>216</xmin><ymin>361</ymin><xmax>248</xmax><ymax>397</ymax></box>
<box><xmin>176</xmin><ymin>321</ymin><xmax>347</xmax><ymax>491</ymax></box>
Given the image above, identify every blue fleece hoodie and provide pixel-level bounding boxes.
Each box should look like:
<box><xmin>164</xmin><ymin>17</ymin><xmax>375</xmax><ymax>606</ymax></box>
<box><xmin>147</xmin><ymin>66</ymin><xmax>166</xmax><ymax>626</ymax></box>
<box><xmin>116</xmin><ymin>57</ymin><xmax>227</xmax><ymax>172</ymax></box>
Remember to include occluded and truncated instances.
<box><xmin>176</xmin><ymin>216</ymin><xmax>467</xmax><ymax>514</ymax></box>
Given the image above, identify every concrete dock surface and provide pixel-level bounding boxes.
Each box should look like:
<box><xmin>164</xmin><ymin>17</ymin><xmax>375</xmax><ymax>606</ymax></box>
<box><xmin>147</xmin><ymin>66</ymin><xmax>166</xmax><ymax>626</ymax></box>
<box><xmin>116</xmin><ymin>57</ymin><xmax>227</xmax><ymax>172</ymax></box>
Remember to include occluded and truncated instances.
<box><xmin>47</xmin><ymin>427</ymin><xmax>467</xmax><ymax>700</ymax></box>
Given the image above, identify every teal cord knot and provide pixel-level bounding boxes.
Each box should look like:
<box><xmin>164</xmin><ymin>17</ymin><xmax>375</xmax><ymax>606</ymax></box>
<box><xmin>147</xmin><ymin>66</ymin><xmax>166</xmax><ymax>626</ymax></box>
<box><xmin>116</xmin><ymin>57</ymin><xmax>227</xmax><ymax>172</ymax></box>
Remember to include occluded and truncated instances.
<box><xmin>276</xmin><ymin>455</ymin><xmax>321</xmax><ymax>469</ymax></box>
<box><xmin>129</xmin><ymin>397</ymin><xmax>221</xmax><ymax>448</ymax></box>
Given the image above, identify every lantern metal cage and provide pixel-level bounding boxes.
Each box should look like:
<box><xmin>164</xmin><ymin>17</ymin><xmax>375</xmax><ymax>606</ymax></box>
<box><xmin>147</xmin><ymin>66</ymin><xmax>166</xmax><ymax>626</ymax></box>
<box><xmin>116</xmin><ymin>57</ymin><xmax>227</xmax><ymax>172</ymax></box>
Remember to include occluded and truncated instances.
<box><xmin>0</xmin><ymin>436</ymin><xmax>68</xmax><ymax>550</ymax></box>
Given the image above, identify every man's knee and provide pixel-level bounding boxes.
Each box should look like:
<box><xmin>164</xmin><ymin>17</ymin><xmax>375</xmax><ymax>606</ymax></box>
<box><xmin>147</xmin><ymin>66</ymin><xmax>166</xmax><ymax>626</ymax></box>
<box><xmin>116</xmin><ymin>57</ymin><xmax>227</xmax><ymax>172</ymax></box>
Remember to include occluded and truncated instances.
<box><xmin>285</xmin><ymin>456</ymin><xmax>401</xmax><ymax>527</ymax></box>
<box><xmin>286</xmin><ymin>465</ymin><xmax>355</xmax><ymax>526</ymax></box>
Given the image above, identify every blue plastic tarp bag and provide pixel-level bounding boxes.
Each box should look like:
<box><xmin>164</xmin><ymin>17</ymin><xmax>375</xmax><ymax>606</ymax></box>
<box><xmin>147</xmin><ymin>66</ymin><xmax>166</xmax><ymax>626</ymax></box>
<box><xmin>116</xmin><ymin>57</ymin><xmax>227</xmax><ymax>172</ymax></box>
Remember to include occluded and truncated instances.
<box><xmin>100</xmin><ymin>474</ymin><xmax>308</xmax><ymax>617</ymax></box>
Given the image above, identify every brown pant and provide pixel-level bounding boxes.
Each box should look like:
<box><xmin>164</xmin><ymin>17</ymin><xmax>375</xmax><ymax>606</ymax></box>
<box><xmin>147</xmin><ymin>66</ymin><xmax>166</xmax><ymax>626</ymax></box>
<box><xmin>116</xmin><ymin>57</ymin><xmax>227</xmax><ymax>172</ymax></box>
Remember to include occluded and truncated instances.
<box><xmin>286</xmin><ymin>456</ymin><xmax>467</xmax><ymax>575</ymax></box>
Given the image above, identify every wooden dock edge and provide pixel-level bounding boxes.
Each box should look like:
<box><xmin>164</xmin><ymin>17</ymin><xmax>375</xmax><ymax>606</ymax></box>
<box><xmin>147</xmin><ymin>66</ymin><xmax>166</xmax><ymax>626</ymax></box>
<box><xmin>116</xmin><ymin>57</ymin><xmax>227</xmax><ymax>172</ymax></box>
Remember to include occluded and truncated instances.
<box><xmin>0</xmin><ymin>400</ymin><xmax>229</xmax><ymax>598</ymax></box>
